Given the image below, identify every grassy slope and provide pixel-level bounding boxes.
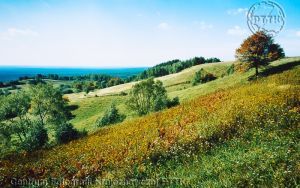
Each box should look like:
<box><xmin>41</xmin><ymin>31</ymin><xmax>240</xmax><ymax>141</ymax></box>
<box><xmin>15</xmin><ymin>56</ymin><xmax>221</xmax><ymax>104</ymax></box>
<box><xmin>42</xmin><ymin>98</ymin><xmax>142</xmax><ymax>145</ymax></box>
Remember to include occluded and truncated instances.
<box><xmin>70</xmin><ymin>57</ymin><xmax>300</xmax><ymax>132</ymax></box>
<box><xmin>143</xmin><ymin>122</ymin><xmax>300</xmax><ymax>187</ymax></box>
<box><xmin>65</xmin><ymin>61</ymin><xmax>233</xmax><ymax>102</ymax></box>
<box><xmin>69</xmin><ymin>61</ymin><xmax>234</xmax><ymax>132</ymax></box>
<box><xmin>1</xmin><ymin>57</ymin><xmax>299</xmax><ymax>187</ymax></box>
<box><xmin>70</xmin><ymin>95</ymin><xmax>134</xmax><ymax>132</ymax></box>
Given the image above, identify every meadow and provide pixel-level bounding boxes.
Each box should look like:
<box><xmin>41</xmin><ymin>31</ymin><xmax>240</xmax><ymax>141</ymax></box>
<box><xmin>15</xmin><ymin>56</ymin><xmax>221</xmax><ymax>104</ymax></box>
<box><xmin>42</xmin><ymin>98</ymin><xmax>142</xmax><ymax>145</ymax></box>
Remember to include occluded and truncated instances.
<box><xmin>69</xmin><ymin>57</ymin><xmax>299</xmax><ymax>132</ymax></box>
<box><xmin>0</xmin><ymin>57</ymin><xmax>299</xmax><ymax>187</ymax></box>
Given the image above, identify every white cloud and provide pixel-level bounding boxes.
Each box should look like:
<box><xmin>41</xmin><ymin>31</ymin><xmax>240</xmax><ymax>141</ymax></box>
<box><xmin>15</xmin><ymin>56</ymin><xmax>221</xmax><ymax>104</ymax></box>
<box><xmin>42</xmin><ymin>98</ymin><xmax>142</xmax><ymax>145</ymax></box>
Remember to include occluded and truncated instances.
<box><xmin>227</xmin><ymin>26</ymin><xmax>248</xmax><ymax>36</ymax></box>
<box><xmin>0</xmin><ymin>28</ymin><xmax>39</xmax><ymax>40</ymax></box>
<box><xmin>227</xmin><ymin>8</ymin><xmax>248</xmax><ymax>15</ymax></box>
<box><xmin>296</xmin><ymin>31</ymin><xmax>300</xmax><ymax>37</ymax></box>
<box><xmin>157</xmin><ymin>22</ymin><xmax>170</xmax><ymax>30</ymax></box>
<box><xmin>193</xmin><ymin>21</ymin><xmax>213</xmax><ymax>30</ymax></box>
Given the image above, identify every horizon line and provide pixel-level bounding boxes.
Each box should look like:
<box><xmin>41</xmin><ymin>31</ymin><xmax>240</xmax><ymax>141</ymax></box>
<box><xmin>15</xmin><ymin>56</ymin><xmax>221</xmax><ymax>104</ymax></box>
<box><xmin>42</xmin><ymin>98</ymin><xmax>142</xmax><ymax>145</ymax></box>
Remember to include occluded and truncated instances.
<box><xmin>0</xmin><ymin>65</ymin><xmax>150</xmax><ymax>69</ymax></box>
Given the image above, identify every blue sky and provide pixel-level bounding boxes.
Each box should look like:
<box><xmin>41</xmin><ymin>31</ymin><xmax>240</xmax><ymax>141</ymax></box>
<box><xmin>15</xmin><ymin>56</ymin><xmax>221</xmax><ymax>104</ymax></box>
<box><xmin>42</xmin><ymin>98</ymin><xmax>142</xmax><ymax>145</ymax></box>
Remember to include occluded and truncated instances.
<box><xmin>0</xmin><ymin>0</ymin><xmax>299</xmax><ymax>67</ymax></box>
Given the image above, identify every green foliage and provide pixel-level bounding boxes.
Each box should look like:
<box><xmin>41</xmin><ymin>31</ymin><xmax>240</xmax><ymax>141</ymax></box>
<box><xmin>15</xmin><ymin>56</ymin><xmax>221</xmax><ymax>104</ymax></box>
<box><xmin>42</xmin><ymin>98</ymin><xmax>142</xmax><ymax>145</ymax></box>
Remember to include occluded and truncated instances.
<box><xmin>0</xmin><ymin>84</ymin><xmax>78</xmax><ymax>154</ymax></box>
<box><xmin>96</xmin><ymin>104</ymin><xmax>126</xmax><ymax>127</ymax></box>
<box><xmin>55</xmin><ymin>123</ymin><xmax>79</xmax><ymax>144</ymax></box>
<box><xmin>134</xmin><ymin>57</ymin><xmax>221</xmax><ymax>80</ymax></box>
<box><xmin>0</xmin><ymin>92</ymin><xmax>31</xmax><ymax>144</ymax></box>
<box><xmin>127</xmin><ymin>79</ymin><xmax>169</xmax><ymax>115</ymax></box>
<box><xmin>59</xmin><ymin>84</ymin><xmax>74</xmax><ymax>94</ymax></box>
<box><xmin>192</xmin><ymin>69</ymin><xmax>217</xmax><ymax>86</ymax></box>
<box><xmin>83</xmin><ymin>82</ymin><xmax>95</xmax><ymax>94</ymax></box>
<box><xmin>166</xmin><ymin>97</ymin><xmax>180</xmax><ymax>108</ymax></box>
<box><xmin>21</xmin><ymin>123</ymin><xmax>48</xmax><ymax>152</ymax></box>
<box><xmin>192</xmin><ymin>71</ymin><xmax>202</xmax><ymax>86</ymax></box>
<box><xmin>127</xmin><ymin>78</ymin><xmax>180</xmax><ymax>116</ymax></box>
<box><xmin>226</xmin><ymin>64</ymin><xmax>235</xmax><ymax>75</ymax></box>
<box><xmin>0</xmin><ymin>89</ymin><xmax>11</xmax><ymax>96</ymax></box>
<box><xmin>30</xmin><ymin>84</ymin><xmax>71</xmax><ymax>126</ymax></box>
<box><xmin>61</xmin><ymin>88</ymin><xmax>74</xmax><ymax>94</ymax></box>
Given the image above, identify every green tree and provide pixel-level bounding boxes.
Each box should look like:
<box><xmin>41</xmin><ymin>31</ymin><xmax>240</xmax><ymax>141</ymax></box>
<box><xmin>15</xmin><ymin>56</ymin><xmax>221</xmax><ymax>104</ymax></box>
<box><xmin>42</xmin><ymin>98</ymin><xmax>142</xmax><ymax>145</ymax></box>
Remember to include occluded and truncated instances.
<box><xmin>236</xmin><ymin>31</ymin><xmax>285</xmax><ymax>77</ymax></box>
<box><xmin>127</xmin><ymin>79</ymin><xmax>172</xmax><ymax>116</ymax></box>
<box><xmin>0</xmin><ymin>84</ymin><xmax>78</xmax><ymax>154</ymax></box>
<box><xmin>0</xmin><ymin>92</ymin><xmax>31</xmax><ymax>143</ymax></box>
<box><xmin>21</xmin><ymin>122</ymin><xmax>48</xmax><ymax>152</ymax></box>
<box><xmin>30</xmin><ymin>84</ymin><xmax>70</xmax><ymax>127</ymax></box>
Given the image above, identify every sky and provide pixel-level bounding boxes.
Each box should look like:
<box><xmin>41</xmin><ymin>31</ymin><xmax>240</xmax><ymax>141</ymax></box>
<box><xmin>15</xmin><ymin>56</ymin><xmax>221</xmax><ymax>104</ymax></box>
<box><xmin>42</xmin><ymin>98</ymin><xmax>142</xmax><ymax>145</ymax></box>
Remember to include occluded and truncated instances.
<box><xmin>0</xmin><ymin>0</ymin><xmax>299</xmax><ymax>67</ymax></box>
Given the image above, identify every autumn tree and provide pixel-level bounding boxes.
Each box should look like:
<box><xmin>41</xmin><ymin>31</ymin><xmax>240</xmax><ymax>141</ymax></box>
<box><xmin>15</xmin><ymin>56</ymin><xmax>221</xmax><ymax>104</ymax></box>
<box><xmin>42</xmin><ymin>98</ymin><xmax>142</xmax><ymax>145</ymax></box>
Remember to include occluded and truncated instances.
<box><xmin>235</xmin><ymin>31</ymin><xmax>285</xmax><ymax>77</ymax></box>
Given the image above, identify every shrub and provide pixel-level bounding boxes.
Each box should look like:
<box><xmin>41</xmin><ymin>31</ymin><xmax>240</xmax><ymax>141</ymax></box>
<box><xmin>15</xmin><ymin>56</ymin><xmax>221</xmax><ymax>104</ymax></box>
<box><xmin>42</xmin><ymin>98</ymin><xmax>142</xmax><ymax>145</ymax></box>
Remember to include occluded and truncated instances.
<box><xmin>55</xmin><ymin>123</ymin><xmax>79</xmax><ymax>144</ymax></box>
<box><xmin>202</xmin><ymin>73</ymin><xmax>216</xmax><ymax>82</ymax></box>
<box><xmin>0</xmin><ymin>89</ymin><xmax>10</xmax><ymax>96</ymax></box>
<box><xmin>96</xmin><ymin>104</ymin><xmax>126</xmax><ymax>127</ymax></box>
<box><xmin>191</xmin><ymin>69</ymin><xmax>217</xmax><ymax>85</ymax></box>
<box><xmin>21</xmin><ymin>123</ymin><xmax>48</xmax><ymax>152</ymax></box>
<box><xmin>192</xmin><ymin>71</ymin><xmax>202</xmax><ymax>86</ymax></box>
<box><xmin>226</xmin><ymin>64</ymin><xmax>235</xmax><ymax>75</ymax></box>
<box><xmin>61</xmin><ymin>88</ymin><xmax>74</xmax><ymax>94</ymax></box>
<box><xmin>166</xmin><ymin>97</ymin><xmax>180</xmax><ymax>108</ymax></box>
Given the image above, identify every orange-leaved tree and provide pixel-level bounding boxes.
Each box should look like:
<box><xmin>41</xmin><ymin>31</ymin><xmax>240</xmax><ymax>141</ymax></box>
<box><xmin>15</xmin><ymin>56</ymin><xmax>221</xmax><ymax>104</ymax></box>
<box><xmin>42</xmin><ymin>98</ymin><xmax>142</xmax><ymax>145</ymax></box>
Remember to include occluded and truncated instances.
<box><xmin>235</xmin><ymin>31</ymin><xmax>285</xmax><ymax>77</ymax></box>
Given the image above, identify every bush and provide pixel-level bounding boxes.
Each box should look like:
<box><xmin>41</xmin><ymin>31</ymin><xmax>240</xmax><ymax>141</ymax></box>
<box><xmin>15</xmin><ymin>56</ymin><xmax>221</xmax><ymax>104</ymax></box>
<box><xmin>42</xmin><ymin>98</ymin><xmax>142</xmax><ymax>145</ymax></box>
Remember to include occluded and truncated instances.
<box><xmin>192</xmin><ymin>69</ymin><xmax>217</xmax><ymax>86</ymax></box>
<box><xmin>21</xmin><ymin>123</ymin><xmax>48</xmax><ymax>152</ymax></box>
<box><xmin>202</xmin><ymin>73</ymin><xmax>217</xmax><ymax>82</ymax></box>
<box><xmin>166</xmin><ymin>97</ymin><xmax>180</xmax><ymax>108</ymax></box>
<box><xmin>0</xmin><ymin>89</ymin><xmax>11</xmax><ymax>96</ymax></box>
<box><xmin>55</xmin><ymin>123</ymin><xmax>79</xmax><ymax>144</ymax></box>
<box><xmin>96</xmin><ymin>104</ymin><xmax>126</xmax><ymax>127</ymax></box>
<box><xmin>61</xmin><ymin>88</ymin><xmax>74</xmax><ymax>94</ymax></box>
<box><xmin>191</xmin><ymin>71</ymin><xmax>201</xmax><ymax>86</ymax></box>
<box><xmin>127</xmin><ymin>79</ymin><xmax>169</xmax><ymax>115</ymax></box>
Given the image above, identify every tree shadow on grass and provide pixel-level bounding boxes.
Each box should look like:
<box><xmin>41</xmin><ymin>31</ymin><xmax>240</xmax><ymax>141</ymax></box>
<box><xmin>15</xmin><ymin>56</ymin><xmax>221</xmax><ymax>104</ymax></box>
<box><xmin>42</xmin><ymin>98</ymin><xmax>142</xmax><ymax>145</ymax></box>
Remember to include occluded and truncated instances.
<box><xmin>66</xmin><ymin>104</ymin><xmax>79</xmax><ymax>119</ymax></box>
<box><xmin>248</xmin><ymin>61</ymin><xmax>300</xmax><ymax>81</ymax></box>
<box><xmin>67</xmin><ymin>104</ymin><xmax>79</xmax><ymax>111</ymax></box>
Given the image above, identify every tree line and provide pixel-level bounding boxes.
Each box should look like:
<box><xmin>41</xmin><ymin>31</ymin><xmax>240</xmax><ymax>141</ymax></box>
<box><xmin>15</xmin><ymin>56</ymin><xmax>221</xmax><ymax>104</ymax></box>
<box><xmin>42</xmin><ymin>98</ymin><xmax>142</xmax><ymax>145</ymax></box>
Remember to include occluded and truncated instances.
<box><xmin>127</xmin><ymin>57</ymin><xmax>221</xmax><ymax>81</ymax></box>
